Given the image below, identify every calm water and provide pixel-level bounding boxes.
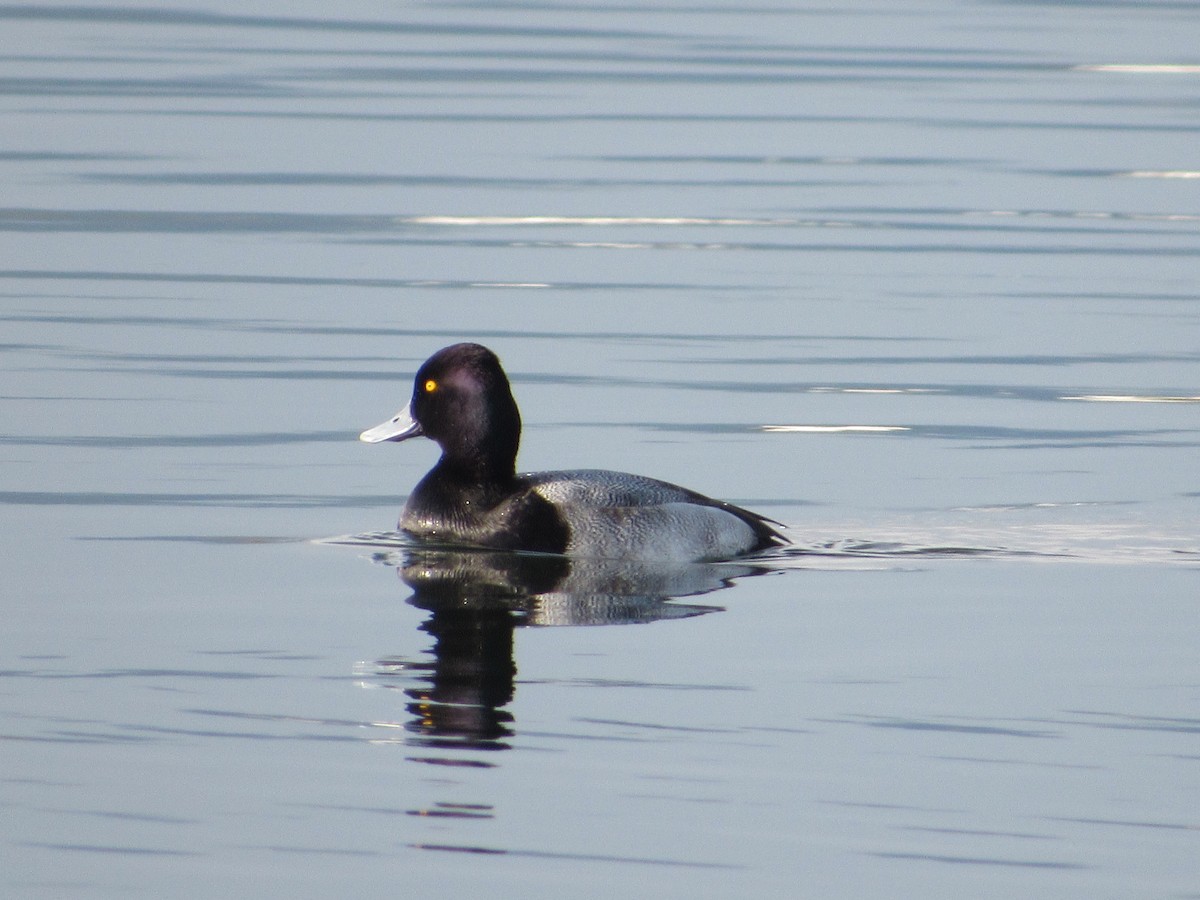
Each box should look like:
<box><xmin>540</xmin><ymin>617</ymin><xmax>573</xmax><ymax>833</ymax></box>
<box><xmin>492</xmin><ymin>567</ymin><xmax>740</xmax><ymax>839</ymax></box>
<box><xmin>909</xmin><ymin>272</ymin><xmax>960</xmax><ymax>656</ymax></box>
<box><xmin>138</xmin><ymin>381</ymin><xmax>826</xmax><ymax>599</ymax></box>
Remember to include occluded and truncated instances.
<box><xmin>3</xmin><ymin>1</ymin><xmax>1199</xmax><ymax>896</ymax></box>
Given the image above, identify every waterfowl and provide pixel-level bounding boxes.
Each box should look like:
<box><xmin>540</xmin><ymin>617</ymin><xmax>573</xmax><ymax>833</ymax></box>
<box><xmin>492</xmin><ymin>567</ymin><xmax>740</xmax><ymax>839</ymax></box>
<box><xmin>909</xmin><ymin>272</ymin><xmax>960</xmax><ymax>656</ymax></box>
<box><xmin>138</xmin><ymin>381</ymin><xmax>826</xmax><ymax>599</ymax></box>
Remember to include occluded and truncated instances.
<box><xmin>360</xmin><ymin>343</ymin><xmax>785</xmax><ymax>561</ymax></box>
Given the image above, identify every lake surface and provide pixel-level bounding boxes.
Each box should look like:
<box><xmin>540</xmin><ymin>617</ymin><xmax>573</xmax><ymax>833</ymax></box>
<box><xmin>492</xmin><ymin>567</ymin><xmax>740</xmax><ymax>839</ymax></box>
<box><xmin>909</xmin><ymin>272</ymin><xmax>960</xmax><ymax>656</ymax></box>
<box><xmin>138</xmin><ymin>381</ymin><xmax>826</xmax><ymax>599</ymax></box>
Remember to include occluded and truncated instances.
<box><xmin>2</xmin><ymin>1</ymin><xmax>1198</xmax><ymax>896</ymax></box>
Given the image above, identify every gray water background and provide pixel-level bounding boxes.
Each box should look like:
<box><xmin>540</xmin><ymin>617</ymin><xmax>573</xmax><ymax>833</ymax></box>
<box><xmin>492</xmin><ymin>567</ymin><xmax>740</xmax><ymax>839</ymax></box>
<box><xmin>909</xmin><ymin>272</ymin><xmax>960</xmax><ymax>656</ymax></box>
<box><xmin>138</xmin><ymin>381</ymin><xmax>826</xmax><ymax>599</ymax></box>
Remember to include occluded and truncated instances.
<box><xmin>2</xmin><ymin>1</ymin><xmax>1198</xmax><ymax>896</ymax></box>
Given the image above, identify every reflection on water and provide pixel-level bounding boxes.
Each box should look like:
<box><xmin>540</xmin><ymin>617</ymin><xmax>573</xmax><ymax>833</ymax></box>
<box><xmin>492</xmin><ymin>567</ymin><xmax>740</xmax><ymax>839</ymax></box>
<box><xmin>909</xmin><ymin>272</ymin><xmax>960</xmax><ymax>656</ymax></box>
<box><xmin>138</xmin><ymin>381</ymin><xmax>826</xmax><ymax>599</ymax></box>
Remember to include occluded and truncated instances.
<box><xmin>363</xmin><ymin>547</ymin><xmax>765</xmax><ymax>755</ymax></box>
<box><xmin>5</xmin><ymin>0</ymin><xmax>1200</xmax><ymax>893</ymax></box>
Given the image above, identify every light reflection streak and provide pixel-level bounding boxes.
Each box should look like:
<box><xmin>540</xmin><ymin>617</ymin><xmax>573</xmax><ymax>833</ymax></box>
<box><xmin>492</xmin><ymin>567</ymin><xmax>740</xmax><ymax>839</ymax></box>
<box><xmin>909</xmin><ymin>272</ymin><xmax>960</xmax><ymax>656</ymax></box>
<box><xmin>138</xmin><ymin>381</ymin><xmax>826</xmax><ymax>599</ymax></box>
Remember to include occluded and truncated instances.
<box><xmin>1060</xmin><ymin>394</ymin><xmax>1200</xmax><ymax>403</ymax></box>
<box><xmin>761</xmin><ymin>425</ymin><xmax>910</xmax><ymax>433</ymax></box>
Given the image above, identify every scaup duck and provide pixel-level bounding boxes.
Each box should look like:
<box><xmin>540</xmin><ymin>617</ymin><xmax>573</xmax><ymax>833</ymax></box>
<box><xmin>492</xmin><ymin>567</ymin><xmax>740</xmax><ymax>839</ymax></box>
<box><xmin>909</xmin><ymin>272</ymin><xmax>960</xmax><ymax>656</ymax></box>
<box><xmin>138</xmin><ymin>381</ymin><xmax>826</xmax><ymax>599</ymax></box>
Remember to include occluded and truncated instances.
<box><xmin>360</xmin><ymin>343</ymin><xmax>785</xmax><ymax>561</ymax></box>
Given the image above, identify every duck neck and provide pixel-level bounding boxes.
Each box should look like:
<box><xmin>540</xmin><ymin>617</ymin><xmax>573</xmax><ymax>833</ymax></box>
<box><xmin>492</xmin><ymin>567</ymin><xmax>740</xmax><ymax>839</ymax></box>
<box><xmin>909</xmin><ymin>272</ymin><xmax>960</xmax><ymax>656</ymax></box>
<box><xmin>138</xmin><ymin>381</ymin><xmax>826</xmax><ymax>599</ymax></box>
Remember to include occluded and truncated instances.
<box><xmin>434</xmin><ymin>451</ymin><xmax>516</xmax><ymax>487</ymax></box>
<box><xmin>426</xmin><ymin>386</ymin><xmax>521</xmax><ymax>488</ymax></box>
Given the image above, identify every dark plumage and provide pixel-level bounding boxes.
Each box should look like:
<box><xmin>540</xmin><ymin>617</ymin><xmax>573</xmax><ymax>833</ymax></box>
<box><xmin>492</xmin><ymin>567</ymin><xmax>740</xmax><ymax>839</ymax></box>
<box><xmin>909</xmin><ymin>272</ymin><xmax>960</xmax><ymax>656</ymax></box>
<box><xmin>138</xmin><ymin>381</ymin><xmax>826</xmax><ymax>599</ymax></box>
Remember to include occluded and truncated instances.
<box><xmin>360</xmin><ymin>343</ymin><xmax>786</xmax><ymax>561</ymax></box>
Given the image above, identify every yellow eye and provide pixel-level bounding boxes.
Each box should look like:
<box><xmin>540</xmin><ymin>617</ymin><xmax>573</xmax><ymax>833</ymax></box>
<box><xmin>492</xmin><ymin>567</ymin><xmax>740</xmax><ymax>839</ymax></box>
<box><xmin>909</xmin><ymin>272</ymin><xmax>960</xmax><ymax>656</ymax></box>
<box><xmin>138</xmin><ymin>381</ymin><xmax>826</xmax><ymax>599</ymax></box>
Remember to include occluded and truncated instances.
<box><xmin>424</xmin><ymin>379</ymin><xmax>438</xmax><ymax>393</ymax></box>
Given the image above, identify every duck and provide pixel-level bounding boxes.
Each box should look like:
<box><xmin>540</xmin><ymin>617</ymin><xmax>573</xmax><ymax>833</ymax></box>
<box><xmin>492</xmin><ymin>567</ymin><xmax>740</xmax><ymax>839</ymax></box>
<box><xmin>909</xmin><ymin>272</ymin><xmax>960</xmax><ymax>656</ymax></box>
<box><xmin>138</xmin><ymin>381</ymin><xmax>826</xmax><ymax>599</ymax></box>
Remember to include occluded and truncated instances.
<box><xmin>360</xmin><ymin>343</ymin><xmax>786</xmax><ymax>561</ymax></box>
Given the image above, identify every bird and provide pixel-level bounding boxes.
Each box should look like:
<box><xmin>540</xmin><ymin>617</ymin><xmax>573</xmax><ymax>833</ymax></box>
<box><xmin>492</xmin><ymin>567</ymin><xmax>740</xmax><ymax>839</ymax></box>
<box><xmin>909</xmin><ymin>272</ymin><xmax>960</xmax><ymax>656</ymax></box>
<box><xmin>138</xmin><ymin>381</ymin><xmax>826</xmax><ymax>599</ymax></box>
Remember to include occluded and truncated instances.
<box><xmin>360</xmin><ymin>343</ymin><xmax>786</xmax><ymax>561</ymax></box>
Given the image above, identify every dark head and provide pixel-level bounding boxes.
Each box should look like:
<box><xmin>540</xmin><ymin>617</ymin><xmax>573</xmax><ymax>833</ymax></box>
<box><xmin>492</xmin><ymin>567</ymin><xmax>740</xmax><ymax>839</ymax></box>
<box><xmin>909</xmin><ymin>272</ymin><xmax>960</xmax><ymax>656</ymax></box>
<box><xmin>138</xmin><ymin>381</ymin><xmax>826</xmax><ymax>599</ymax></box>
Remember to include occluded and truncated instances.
<box><xmin>360</xmin><ymin>343</ymin><xmax>522</xmax><ymax>479</ymax></box>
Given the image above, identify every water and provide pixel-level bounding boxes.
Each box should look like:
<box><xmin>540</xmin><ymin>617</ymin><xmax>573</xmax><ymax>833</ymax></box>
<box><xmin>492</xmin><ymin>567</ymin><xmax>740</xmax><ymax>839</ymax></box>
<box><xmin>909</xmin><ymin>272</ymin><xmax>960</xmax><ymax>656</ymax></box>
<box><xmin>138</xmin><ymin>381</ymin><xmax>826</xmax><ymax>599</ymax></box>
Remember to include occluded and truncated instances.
<box><xmin>2</xmin><ymin>1</ymin><xmax>1198</xmax><ymax>896</ymax></box>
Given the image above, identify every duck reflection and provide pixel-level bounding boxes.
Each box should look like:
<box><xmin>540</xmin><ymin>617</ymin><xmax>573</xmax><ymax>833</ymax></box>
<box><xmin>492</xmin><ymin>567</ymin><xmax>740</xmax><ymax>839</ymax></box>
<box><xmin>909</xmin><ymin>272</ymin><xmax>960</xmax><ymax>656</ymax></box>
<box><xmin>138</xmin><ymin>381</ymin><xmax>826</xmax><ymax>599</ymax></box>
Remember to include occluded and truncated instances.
<box><xmin>368</xmin><ymin>547</ymin><xmax>769</xmax><ymax>756</ymax></box>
